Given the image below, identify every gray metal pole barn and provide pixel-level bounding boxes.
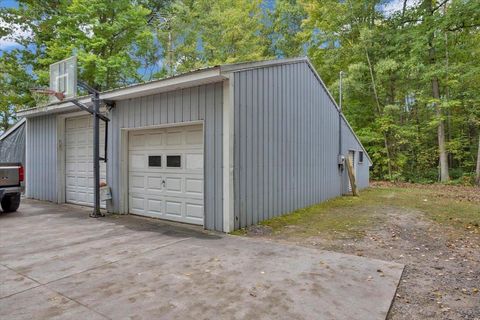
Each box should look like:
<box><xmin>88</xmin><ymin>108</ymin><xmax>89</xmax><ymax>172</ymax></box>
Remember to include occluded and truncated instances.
<box><xmin>20</xmin><ymin>57</ymin><xmax>372</xmax><ymax>233</ymax></box>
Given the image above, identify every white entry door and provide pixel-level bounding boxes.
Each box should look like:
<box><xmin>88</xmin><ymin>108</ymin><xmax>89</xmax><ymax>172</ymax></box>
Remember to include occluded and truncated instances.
<box><xmin>65</xmin><ymin>115</ymin><xmax>106</xmax><ymax>207</ymax></box>
<box><xmin>348</xmin><ymin>150</ymin><xmax>356</xmax><ymax>192</ymax></box>
<box><xmin>128</xmin><ymin>124</ymin><xmax>204</xmax><ymax>225</ymax></box>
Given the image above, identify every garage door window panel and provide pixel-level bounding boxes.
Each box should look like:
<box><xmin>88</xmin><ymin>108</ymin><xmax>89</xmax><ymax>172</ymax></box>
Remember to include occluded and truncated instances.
<box><xmin>166</xmin><ymin>155</ymin><xmax>182</xmax><ymax>168</ymax></box>
<box><xmin>148</xmin><ymin>155</ymin><xmax>162</xmax><ymax>167</ymax></box>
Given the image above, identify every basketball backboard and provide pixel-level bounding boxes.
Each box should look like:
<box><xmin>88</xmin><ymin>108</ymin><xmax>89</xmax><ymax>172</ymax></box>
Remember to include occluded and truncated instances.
<box><xmin>49</xmin><ymin>56</ymin><xmax>77</xmax><ymax>102</ymax></box>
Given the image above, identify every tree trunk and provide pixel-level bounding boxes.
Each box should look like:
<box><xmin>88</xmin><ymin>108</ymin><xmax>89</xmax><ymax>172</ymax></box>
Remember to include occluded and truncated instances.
<box><xmin>365</xmin><ymin>48</ymin><xmax>393</xmax><ymax>179</ymax></box>
<box><xmin>426</xmin><ymin>0</ymin><xmax>449</xmax><ymax>182</ymax></box>
<box><xmin>1</xmin><ymin>111</ymin><xmax>9</xmax><ymax>133</ymax></box>
<box><xmin>432</xmin><ymin>76</ymin><xmax>449</xmax><ymax>182</ymax></box>
<box><xmin>476</xmin><ymin>133</ymin><xmax>480</xmax><ymax>186</ymax></box>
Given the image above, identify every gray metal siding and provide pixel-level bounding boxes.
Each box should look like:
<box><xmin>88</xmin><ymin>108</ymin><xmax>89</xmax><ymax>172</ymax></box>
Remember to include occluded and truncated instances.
<box><xmin>107</xmin><ymin>83</ymin><xmax>224</xmax><ymax>231</ymax></box>
<box><xmin>234</xmin><ymin>61</ymin><xmax>369</xmax><ymax>229</ymax></box>
<box><xmin>25</xmin><ymin>115</ymin><xmax>58</xmax><ymax>201</ymax></box>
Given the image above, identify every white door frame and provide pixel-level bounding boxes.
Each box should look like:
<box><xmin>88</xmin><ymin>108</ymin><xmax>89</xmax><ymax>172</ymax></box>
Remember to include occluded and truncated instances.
<box><xmin>348</xmin><ymin>149</ymin><xmax>356</xmax><ymax>176</ymax></box>
<box><xmin>56</xmin><ymin>111</ymin><xmax>92</xmax><ymax>204</ymax></box>
<box><xmin>347</xmin><ymin>149</ymin><xmax>356</xmax><ymax>192</ymax></box>
<box><xmin>119</xmin><ymin>120</ymin><xmax>205</xmax><ymax>224</ymax></box>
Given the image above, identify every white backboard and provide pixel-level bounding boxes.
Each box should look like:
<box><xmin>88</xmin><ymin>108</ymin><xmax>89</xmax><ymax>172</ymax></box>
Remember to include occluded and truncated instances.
<box><xmin>49</xmin><ymin>56</ymin><xmax>77</xmax><ymax>101</ymax></box>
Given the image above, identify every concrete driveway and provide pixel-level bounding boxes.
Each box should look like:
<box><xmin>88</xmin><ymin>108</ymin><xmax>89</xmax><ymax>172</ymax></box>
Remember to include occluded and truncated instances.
<box><xmin>1</xmin><ymin>200</ymin><xmax>403</xmax><ymax>320</ymax></box>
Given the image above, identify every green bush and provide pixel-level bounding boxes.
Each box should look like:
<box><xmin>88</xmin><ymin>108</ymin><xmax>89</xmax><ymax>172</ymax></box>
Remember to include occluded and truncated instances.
<box><xmin>447</xmin><ymin>172</ymin><xmax>475</xmax><ymax>186</ymax></box>
<box><xmin>403</xmin><ymin>168</ymin><xmax>438</xmax><ymax>184</ymax></box>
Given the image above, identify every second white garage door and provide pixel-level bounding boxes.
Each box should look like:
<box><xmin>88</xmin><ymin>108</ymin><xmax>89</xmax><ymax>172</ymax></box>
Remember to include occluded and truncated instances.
<box><xmin>65</xmin><ymin>115</ymin><xmax>106</xmax><ymax>208</ymax></box>
<box><xmin>128</xmin><ymin>124</ymin><xmax>204</xmax><ymax>225</ymax></box>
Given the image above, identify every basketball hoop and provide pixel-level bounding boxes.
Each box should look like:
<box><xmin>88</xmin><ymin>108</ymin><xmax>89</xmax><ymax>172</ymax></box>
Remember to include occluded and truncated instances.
<box><xmin>30</xmin><ymin>87</ymin><xmax>66</xmax><ymax>107</ymax></box>
<box><xmin>30</xmin><ymin>56</ymin><xmax>76</xmax><ymax>107</ymax></box>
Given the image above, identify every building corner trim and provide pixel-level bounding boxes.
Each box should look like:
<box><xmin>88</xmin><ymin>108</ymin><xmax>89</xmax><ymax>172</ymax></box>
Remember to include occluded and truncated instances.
<box><xmin>222</xmin><ymin>74</ymin><xmax>235</xmax><ymax>233</ymax></box>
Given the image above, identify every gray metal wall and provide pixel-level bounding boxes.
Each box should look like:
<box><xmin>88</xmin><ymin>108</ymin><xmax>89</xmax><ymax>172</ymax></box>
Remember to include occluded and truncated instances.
<box><xmin>233</xmin><ymin>61</ymin><xmax>370</xmax><ymax>229</ymax></box>
<box><xmin>107</xmin><ymin>83</ymin><xmax>224</xmax><ymax>231</ymax></box>
<box><xmin>25</xmin><ymin>115</ymin><xmax>58</xmax><ymax>201</ymax></box>
<box><xmin>0</xmin><ymin>122</ymin><xmax>25</xmax><ymax>165</ymax></box>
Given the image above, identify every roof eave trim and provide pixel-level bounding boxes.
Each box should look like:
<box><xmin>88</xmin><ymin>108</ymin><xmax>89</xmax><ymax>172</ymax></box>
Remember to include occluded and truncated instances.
<box><xmin>220</xmin><ymin>57</ymin><xmax>308</xmax><ymax>74</ymax></box>
<box><xmin>18</xmin><ymin>67</ymin><xmax>224</xmax><ymax>118</ymax></box>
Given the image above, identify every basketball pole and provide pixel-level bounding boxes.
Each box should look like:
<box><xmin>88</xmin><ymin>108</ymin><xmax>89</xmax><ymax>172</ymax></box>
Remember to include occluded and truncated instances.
<box><xmin>92</xmin><ymin>90</ymin><xmax>101</xmax><ymax>217</ymax></box>
<box><xmin>78</xmin><ymin>81</ymin><xmax>104</xmax><ymax>218</ymax></box>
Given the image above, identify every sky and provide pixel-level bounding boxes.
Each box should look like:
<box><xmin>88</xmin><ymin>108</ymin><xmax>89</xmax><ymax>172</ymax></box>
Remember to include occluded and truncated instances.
<box><xmin>381</xmin><ymin>0</ymin><xmax>420</xmax><ymax>15</ymax></box>
<box><xmin>0</xmin><ymin>0</ymin><xmax>24</xmax><ymax>52</ymax></box>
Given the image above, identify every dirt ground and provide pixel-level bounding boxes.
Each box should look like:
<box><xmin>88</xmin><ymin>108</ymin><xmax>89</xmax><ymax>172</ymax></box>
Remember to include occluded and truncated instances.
<box><xmin>238</xmin><ymin>183</ymin><xmax>480</xmax><ymax>320</ymax></box>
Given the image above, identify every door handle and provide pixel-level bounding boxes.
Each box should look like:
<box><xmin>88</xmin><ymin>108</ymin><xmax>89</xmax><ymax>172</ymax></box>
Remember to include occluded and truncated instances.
<box><xmin>162</xmin><ymin>180</ymin><xmax>166</xmax><ymax>187</ymax></box>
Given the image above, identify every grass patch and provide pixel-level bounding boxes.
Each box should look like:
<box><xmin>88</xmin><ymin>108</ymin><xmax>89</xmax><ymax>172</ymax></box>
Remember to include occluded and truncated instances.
<box><xmin>260</xmin><ymin>194</ymin><xmax>383</xmax><ymax>239</ymax></box>
<box><xmin>235</xmin><ymin>186</ymin><xmax>479</xmax><ymax>238</ymax></box>
<box><xmin>373</xmin><ymin>187</ymin><xmax>479</xmax><ymax>228</ymax></box>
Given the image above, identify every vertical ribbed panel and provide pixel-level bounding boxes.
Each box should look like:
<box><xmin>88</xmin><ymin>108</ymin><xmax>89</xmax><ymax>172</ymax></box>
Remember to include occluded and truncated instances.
<box><xmin>25</xmin><ymin>115</ymin><xmax>57</xmax><ymax>202</ymax></box>
<box><xmin>108</xmin><ymin>83</ymin><xmax>223</xmax><ymax>231</ymax></box>
<box><xmin>233</xmin><ymin>61</ymin><xmax>370</xmax><ymax>229</ymax></box>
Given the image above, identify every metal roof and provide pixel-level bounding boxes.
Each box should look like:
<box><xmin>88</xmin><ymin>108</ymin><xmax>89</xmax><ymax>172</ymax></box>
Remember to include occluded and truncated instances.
<box><xmin>16</xmin><ymin>56</ymin><xmax>371</xmax><ymax>163</ymax></box>
<box><xmin>0</xmin><ymin>118</ymin><xmax>26</xmax><ymax>141</ymax></box>
<box><xmin>17</xmin><ymin>57</ymin><xmax>308</xmax><ymax>117</ymax></box>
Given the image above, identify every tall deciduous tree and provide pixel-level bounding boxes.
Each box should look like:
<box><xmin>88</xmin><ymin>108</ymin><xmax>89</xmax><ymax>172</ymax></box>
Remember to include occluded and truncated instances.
<box><xmin>263</xmin><ymin>0</ymin><xmax>306</xmax><ymax>58</ymax></box>
<box><xmin>423</xmin><ymin>0</ymin><xmax>449</xmax><ymax>182</ymax></box>
<box><xmin>300</xmin><ymin>0</ymin><xmax>479</xmax><ymax>183</ymax></box>
<box><xmin>0</xmin><ymin>52</ymin><xmax>34</xmax><ymax>132</ymax></box>
<box><xmin>1</xmin><ymin>0</ymin><xmax>165</xmax><ymax>91</ymax></box>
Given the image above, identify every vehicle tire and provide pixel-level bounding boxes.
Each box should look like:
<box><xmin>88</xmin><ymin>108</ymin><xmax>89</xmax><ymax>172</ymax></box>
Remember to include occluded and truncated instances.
<box><xmin>1</xmin><ymin>194</ymin><xmax>21</xmax><ymax>213</ymax></box>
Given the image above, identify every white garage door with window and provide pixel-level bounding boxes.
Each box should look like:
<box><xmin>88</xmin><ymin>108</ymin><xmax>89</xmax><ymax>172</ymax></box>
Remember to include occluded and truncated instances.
<box><xmin>128</xmin><ymin>124</ymin><xmax>204</xmax><ymax>225</ymax></box>
<box><xmin>65</xmin><ymin>115</ymin><xmax>106</xmax><ymax>207</ymax></box>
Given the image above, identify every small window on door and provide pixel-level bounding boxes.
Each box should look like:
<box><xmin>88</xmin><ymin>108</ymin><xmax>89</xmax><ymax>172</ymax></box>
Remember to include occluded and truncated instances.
<box><xmin>359</xmin><ymin>151</ymin><xmax>364</xmax><ymax>164</ymax></box>
<box><xmin>166</xmin><ymin>155</ymin><xmax>181</xmax><ymax>168</ymax></box>
<box><xmin>148</xmin><ymin>156</ymin><xmax>162</xmax><ymax>167</ymax></box>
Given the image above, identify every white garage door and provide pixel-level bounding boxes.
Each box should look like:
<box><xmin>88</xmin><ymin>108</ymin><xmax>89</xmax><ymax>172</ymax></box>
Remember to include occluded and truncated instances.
<box><xmin>128</xmin><ymin>124</ymin><xmax>204</xmax><ymax>225</ymax></box>
<box><xmin>65</xmin><ymin>115</ymin><xmax>106</xmax><ymax>207</ymax></box>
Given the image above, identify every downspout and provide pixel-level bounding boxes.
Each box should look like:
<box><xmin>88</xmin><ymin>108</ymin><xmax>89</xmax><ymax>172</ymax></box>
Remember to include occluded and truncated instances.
<box><xmin>339</xmin><ymin>71</ymin><xmax>343</xmax><ymax>156</ymax></box>
<box><xmin>338</xmin><ymin>71</ymin><xmax>344</xmax><ymax>194</ymax></box>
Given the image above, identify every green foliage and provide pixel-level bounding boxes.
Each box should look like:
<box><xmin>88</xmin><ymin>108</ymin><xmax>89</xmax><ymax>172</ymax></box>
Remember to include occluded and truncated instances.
<box><xmin>301</xmin><ymin>0</ymin><xmax>480</xmax><ymax>183</ymax></box>
<box><xmin>263</xmin><ymin>0</ymin><xmax>306</xmax><ymax>57</ymax></box>
<box><xmin>0</xmin><ymin>52</ymin><xmax>34</xmax><ymax>132</ymax></box>
<box><xmin>34</xmin><ymin>0</ymin><xmax>157</xmax><ymax>90</ymax></box>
